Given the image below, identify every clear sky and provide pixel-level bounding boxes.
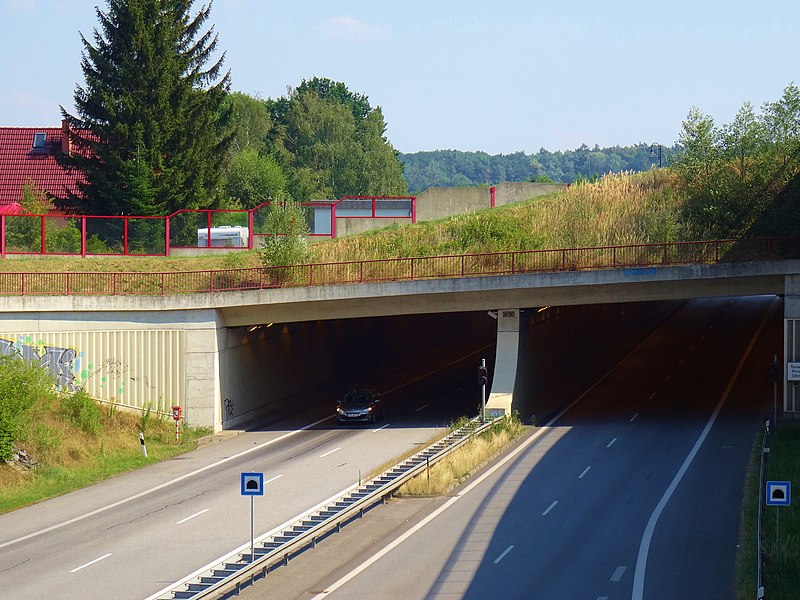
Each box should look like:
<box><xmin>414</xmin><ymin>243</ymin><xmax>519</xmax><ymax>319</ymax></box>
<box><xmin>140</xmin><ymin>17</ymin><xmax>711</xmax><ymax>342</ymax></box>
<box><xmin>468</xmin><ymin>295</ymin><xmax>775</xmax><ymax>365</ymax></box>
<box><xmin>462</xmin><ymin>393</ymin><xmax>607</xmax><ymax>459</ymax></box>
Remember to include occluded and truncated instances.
<box><xmin>1</xmin><ymin>0</ymin><xmax>797</xmax><ymax>154</ymax></box>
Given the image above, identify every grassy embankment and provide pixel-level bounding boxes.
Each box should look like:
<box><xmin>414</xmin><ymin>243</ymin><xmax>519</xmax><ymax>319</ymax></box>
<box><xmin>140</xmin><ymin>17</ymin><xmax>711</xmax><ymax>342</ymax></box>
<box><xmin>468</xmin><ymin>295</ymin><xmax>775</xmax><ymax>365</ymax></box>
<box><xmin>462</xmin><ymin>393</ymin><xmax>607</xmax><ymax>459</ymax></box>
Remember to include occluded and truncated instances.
<box><xmin>736</xmin><ymin>422</ymin><xmax>800</xmax><ymax>599</ymax></box>
<box><xmin>0</xmin><ymin>170</ymin><xmax>688</xmax><ymax>275</ymax></box>
<box><xmin>0</xmin><ymin>357</ymin><xmax>210</xmax><ymax>514</ymax></box>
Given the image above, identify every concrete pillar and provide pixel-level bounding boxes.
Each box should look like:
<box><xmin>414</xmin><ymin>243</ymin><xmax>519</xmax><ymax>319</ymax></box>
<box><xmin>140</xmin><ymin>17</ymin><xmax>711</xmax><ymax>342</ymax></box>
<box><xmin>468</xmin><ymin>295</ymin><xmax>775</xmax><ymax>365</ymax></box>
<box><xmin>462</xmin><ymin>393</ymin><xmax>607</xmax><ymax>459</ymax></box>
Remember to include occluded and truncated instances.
<box><xmin>485</xmin><ymin>309</ymin><xmax>520</xmax><ymax>417</ymax></box>
<box><xmin>184</xmin><ymin>309</ymin><xmax>224</xmax><ymax>431</ymax></box>
<box><xmin>784</xmin><ymin>275</ymin><xmax>800</xmax><ymax>414</ymax></box>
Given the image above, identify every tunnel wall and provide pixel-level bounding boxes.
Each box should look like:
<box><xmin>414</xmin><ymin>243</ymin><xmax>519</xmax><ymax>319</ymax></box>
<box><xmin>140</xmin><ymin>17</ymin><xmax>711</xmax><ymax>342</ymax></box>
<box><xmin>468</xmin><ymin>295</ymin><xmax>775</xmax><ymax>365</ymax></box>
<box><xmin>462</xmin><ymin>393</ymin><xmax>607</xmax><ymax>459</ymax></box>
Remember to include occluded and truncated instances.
<box><xmin>513</xmin><ymin>301</ymin><xmax>681</xmax><ymax>424</ymax></box>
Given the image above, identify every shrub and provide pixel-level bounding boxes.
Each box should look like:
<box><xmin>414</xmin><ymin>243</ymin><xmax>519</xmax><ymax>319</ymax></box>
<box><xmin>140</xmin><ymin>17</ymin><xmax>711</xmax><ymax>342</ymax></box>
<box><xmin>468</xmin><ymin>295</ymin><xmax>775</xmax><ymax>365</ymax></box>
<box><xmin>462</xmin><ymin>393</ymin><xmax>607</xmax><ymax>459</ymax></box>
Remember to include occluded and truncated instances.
<box><xmin>0</xmin><ymin>357</ymin><xmax>56</xmax><ymax>460</ymax></box>
<box><xmin>59</xmin><ymin>391</ymin><xmax>102</xmax><ymax>435</ymax></box>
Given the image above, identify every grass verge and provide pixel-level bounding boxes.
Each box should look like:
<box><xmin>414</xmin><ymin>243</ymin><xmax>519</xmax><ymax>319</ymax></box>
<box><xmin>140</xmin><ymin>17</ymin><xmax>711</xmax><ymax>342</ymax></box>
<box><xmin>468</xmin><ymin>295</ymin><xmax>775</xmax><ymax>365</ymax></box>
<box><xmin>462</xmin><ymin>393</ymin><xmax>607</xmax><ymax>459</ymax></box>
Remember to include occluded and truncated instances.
<box><xmin>0</xmin><ymin>407</ymin><xmax>210</xmax><ymax>515</ymax></box>
<box><xmin>396</xmin><ymin>415</ymin><xmax>525</xmax><ymax>496</ymax></box>
<box><xmin>736</xmin><ymin>421</ymin><xmax>800</xmax><ymax>599</ymax></box>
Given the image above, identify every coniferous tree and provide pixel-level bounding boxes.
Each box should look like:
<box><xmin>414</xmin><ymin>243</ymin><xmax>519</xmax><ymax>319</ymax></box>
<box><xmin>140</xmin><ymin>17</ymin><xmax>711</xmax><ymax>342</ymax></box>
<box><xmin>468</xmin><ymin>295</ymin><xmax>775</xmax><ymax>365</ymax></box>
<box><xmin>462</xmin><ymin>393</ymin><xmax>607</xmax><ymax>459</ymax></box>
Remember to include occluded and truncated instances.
<box><xmin>59</xmin><ymin>0</ymin><xmax>231</xmax><ymax>224</ymax></box>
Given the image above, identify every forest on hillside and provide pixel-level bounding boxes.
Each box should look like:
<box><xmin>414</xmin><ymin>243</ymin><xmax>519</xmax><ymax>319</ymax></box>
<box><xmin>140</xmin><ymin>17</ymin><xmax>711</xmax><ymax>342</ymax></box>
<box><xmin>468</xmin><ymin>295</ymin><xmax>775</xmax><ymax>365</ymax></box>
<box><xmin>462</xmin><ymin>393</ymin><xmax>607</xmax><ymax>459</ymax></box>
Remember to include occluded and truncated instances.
<box><xmin>399</xmin><ymin>143</ymin><xmax>678</xmax><ymax>192</ymax></box>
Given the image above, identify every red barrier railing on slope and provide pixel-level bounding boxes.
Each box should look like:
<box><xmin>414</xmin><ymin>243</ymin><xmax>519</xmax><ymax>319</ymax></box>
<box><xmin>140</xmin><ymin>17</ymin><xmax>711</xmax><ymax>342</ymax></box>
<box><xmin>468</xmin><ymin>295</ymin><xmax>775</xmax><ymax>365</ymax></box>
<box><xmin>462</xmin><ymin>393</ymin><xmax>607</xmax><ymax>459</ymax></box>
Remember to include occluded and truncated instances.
<box><xmin>0</xmin><ymin>237</ymin><xmax>796</xmax><ymax>296</ymax></box>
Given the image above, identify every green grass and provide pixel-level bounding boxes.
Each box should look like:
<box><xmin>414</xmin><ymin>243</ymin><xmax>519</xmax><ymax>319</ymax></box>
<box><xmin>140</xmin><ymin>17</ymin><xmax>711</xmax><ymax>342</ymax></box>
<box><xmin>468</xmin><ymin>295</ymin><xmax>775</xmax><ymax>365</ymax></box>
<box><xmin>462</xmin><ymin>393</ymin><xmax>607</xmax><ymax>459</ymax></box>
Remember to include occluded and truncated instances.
<box><xmin>736</xmin><ymin>421</ymin><xmax>800</xmax><ymax>598</ymax></box>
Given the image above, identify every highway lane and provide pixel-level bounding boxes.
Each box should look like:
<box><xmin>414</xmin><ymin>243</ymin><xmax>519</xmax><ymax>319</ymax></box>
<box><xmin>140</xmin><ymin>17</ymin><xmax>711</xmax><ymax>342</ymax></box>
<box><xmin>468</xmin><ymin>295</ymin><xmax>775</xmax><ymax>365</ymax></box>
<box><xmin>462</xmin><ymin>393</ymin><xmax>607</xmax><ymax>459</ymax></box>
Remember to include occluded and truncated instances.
<box><xmin>245</xmin><ymin>296</ymin><xmax>778</xmax><ymax>600</ymax></box>
<box><xmin>0</xmin><ymin>340</ymin><xmax>491</xmax><ymax>600</ymax></box>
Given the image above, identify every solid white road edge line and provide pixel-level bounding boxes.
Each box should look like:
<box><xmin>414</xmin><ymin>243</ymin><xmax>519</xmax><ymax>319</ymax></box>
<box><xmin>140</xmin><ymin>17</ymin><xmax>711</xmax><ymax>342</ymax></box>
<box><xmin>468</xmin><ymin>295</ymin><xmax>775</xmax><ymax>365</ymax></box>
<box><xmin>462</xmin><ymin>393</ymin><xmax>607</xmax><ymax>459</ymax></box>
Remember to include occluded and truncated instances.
<box><xmin>176</xmin><ymin>509</ymin><xmax>209</xmax><ymax>525</ymax></box>
<box><xmin>70</xmin><ymin>553</ymin><xmax>112</xmax><ymax>573</ymax></box>
<box><xmin>0</xmin><ymin>414</ymin><xmax>335</xmax><ymax>551</ymax></box>
<box><xmin>415</xmin><ymin>404</ymin><xmax>429</xmax><ymax>412</ymax></box>
<box><xmin>320</xmin><ymin>447</ymin><xmax>341</xmax><ymax>458</ymax></box>
<box><xmin>372</xmin><ymin>424</ymin><xmax>390</xmax><ymax>432</ymax></box>
<box><xmin>309</xmin><ymin>316</ymin><xmax>677</xmax><ymax>599</ymax></box>
<box><xmin>493</xmin><ymin>545</ymin><xmax>514</xmax><ymax>564</ymax></box>
<box><xmin>631</xmin><ymin>298</ymin><xmax>776</xmax><ymax>600</ymax></box>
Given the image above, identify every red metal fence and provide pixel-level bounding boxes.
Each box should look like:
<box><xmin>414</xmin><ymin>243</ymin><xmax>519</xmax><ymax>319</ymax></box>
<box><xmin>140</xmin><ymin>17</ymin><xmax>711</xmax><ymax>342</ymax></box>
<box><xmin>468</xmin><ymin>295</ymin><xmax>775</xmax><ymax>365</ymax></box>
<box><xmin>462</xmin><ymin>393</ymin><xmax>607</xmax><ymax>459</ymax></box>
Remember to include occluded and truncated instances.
<box><xmin>0</xmin><ymin>237</ymin><xmax>796</xmax><ymax>297</ymax></box>
<box><xmin>0</xmin><ymin>195</ymin><xmax>417</xmax><ymax>258</ymax></box>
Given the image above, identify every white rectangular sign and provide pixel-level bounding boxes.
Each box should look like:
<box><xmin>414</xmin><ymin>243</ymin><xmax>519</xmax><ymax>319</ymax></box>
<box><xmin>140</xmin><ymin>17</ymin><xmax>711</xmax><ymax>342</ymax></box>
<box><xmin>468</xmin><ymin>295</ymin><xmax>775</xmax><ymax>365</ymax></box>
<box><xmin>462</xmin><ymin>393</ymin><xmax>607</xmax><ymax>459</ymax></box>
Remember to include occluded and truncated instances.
<box><xmin>788</xmin><ymin>362</ymin><xmax>800</xmax><ymax>382</ymax></box>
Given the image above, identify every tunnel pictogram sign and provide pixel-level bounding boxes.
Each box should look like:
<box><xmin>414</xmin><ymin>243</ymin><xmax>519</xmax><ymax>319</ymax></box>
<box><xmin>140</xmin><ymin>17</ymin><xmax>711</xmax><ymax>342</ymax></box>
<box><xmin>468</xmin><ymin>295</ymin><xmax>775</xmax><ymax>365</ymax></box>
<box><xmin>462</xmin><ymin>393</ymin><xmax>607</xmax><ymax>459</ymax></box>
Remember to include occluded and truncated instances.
<box><xmin>241</xmin><ymin>472</ymin><xmax>264</xmax><ymax>496</ymax></box>
<box><xmin>766</xmin><ymin>481</ymin><xmax>791</xmax><ymax>506</ymax></box>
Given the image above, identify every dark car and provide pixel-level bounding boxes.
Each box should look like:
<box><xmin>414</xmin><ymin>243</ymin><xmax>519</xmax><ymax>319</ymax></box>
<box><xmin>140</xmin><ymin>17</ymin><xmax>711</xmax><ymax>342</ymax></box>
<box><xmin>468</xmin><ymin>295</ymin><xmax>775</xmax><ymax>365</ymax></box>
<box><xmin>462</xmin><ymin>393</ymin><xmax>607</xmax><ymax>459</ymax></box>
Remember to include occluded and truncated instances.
<box><xmin>336</xmin><ymin>389</ymin><xmax>384</xmax><ymax>423</ymax></box>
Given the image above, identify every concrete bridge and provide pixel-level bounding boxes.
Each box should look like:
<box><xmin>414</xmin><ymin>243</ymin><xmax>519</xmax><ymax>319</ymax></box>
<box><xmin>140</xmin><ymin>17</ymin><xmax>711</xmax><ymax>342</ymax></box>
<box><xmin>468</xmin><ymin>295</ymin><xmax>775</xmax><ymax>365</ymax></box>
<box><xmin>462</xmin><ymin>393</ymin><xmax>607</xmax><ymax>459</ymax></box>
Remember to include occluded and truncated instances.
<box><xmin>0</xmin><ymin>259</ymin><xmax>798</xmax><ymax>430</ymax></box>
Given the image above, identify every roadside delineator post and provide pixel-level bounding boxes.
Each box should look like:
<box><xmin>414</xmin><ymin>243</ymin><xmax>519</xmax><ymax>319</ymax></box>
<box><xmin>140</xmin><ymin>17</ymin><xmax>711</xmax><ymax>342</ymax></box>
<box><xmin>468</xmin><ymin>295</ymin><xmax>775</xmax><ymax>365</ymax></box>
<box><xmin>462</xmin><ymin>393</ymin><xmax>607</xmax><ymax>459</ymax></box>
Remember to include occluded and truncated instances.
<box><xmin>139</xmin><ymin>432</ymin><xmax>147</xmax><ymax>458</ymax></box>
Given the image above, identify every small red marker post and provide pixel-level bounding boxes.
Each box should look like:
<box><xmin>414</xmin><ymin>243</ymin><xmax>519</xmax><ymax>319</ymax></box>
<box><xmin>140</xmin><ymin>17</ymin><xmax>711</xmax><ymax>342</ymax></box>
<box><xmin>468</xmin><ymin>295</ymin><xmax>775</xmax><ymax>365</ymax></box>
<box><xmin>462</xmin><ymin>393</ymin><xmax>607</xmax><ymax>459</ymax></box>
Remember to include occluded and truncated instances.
<box><xmin>172</xmin><ymin>405</ymin><xmax>182</xmax><ymax>441</ymax></box>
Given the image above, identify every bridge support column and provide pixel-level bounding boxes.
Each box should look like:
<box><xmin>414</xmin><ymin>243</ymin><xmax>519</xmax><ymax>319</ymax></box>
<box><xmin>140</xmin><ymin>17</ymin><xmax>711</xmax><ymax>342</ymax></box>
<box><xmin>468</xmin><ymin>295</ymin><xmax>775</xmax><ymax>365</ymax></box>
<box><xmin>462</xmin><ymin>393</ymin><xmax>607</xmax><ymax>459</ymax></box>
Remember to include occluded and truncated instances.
<box><xmin>785</xmin><ymin>275</ymin><xmax>800</xmax><ymax>416</ymax></box>
<box><xmin>485</xmin><ymin>309</ymin><xmax>520</xmax><ymax>418</ymax></box>
<box><xmin>184</xmin><ymin>309</ymin><xmax>224</xmax><ymax>431</ymax></box>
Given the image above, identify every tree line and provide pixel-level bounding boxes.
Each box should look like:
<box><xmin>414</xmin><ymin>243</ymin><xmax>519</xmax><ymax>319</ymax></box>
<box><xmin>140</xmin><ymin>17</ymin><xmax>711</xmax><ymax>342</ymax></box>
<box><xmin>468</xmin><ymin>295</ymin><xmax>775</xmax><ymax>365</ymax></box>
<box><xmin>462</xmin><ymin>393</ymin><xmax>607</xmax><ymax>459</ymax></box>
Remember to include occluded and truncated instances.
<box><xmin>399</xmin><ymin>144</ymin><xmax>678</xmax><ymax>193</ymax></box>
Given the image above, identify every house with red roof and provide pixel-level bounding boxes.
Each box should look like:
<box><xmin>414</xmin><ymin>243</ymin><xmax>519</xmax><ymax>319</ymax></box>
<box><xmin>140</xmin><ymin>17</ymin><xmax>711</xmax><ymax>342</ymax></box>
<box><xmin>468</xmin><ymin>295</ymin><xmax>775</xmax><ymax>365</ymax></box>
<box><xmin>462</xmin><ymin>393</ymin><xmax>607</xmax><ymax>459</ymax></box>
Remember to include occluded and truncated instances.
<box><xmin>0</xmin><ymin>120</ymin><xmax>85</xmax><ymax>210</ymax></box>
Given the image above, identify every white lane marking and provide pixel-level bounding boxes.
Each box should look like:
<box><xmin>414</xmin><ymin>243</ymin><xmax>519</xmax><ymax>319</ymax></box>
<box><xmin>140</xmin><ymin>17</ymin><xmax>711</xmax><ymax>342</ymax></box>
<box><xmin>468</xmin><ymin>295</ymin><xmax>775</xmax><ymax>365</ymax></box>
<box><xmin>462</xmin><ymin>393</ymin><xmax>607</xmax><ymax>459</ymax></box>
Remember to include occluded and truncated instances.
<box><xmin>690</xmin><ymin>345</ymin><xmax>696</xmax><ymax>351</ymax></box>
<box><xmin>678</xmin><ymin>359</ymin><xmax>685</xmax><ymax>366</ymax></box>
<box><xmin>648</xmin><ymin>392</ymin><xmax>656</xmax><ymax>400</ymax></box>
<box><xmin>542</xmin><ymin>501</ymin><xmax>558</xmax><ymax>516</ymax></box>
<box><xmin>493</xmin><ymin>545</ymin><xmax>514</xmax><ymax>564</ymax></box>
<box><xmin>320</xmin><ymin>447</ymin><xmax>341</xmax><ymax>458</ymax></box>
<box><xmin>372</xmin><ymin>424</ymin><xmax>390</xmax><ymax>433</ymax></box>
<box><xmin>265</xmin><ymin>474</ymin><xmax>283</xmax><ymax>484</ymax></box>
<box><xmin>1</xmin><ymin>414</ymin><xmax>335</xmax><ymax>551</ymax></box>
<box><xmin>415</xmin><ymin>404</ymin><xmax>429</xmax><ymax>412</ymax></box>
<box><xmin>176</xmin><ymin>509</ymin><xmax>209</xmax><ymax>525</ymax></box>
<box><xmin>606</xmin><ymin>437</ymin><xmax>617</xmax><ymax>448</ymax></box>
<box><xmin>632</xmin><ymin>298</ymin><xmax>776</xmax><ymax>600</ymax></box>
<box><xmin>70</xmin><ymin>553</ymin><xmax>112</xmax><ymax>573</ymax></box>
<box><xmin>597</xmin><ymin>597</ymin><xmax>609</xmax><ymax>600</ymax></box>
<box><xmin>578</xmin><ymin>466</ymin><xmax>591</xmax><ymax>479</ymax></box>
<box><xmin>610</xmin><ymin>565</ymin><xmax>627</xmax><ymax>581</ymax></box>
<box><xmin>663</xmin><ymin>374</ymin><xmax>671</xmax><ymax>382</ymax></box>
<box><xmin>308</xmin><ymin>320</ymin><xmax>676</xmax><ymax>600</ymax></box>
<box><xmin>630</xmin><ymin>413</ymin><xmax>639</xmax><ymax>423</ymax></box>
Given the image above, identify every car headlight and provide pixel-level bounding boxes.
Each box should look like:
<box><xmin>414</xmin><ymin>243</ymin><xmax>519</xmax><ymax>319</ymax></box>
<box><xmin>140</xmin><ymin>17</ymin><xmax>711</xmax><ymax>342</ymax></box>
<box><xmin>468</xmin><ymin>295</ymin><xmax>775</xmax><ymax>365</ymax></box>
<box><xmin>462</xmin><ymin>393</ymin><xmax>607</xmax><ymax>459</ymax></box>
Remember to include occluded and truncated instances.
<box><xmin>337</xmin><ymin>407</ymin><xmax>344</xmax><ymax>414</ymax></box>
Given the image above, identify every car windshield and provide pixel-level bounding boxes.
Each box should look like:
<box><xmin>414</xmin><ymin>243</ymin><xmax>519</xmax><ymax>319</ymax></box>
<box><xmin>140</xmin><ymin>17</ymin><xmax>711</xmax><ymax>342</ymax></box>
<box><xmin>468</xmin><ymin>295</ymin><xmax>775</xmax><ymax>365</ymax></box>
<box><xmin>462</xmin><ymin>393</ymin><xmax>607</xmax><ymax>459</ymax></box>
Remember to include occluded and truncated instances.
<box><xmin>343</xmin><ymin>391</ymin><xmax>371</xmax><ymax>404</ymax></box>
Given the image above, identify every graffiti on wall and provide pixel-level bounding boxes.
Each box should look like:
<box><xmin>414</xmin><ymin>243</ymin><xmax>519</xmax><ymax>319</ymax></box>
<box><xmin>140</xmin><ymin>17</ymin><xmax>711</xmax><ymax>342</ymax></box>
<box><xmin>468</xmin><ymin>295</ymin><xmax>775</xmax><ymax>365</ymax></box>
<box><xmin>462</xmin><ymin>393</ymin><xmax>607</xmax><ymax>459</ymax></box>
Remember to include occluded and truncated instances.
<box><xmin>0</xmin><ymin>336</ymin><xmax>80</xmax><ymax>391</ymax></box>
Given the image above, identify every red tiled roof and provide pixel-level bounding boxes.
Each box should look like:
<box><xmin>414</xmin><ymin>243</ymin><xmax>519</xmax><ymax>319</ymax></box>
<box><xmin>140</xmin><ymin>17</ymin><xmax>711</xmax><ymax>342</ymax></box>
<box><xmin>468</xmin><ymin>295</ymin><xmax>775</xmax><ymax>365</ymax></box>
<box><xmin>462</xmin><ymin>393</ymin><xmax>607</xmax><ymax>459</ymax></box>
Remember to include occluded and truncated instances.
<box><xmin>0</xmin><ymin>126</ymin><xmax>85</xmax><ymax>206</ymax></box>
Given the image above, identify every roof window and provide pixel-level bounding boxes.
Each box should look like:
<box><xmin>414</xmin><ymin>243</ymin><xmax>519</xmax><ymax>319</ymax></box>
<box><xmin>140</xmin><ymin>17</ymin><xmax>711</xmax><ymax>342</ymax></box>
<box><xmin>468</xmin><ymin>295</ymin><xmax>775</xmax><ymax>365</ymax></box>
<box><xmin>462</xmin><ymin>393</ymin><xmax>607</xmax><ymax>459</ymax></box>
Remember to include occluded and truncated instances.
<box><xmin>32</xmin><ymin>132</ymin><xmax>47</xmax><ymax>149</ymax></box>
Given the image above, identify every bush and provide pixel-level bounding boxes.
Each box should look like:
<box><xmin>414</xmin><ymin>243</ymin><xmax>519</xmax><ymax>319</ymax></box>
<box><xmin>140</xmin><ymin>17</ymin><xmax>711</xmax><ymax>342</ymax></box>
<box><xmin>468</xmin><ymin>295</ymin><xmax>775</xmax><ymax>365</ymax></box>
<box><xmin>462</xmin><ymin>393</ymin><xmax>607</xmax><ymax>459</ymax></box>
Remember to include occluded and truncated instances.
<box><xmin>59</xmin><ymin>391</ymin><xmax>102</xmax><ymax>435</ymax></box>
<box><xmin>0</xmin><ymin>357</ymin><xmax>55</xmax><ymax>460</ymax></box>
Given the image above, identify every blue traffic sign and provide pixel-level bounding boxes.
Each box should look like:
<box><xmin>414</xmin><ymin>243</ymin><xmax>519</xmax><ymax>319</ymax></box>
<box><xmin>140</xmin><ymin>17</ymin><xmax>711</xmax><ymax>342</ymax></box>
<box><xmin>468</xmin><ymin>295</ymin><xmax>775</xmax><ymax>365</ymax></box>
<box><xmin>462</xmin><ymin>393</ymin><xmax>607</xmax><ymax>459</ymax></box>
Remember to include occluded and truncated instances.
<box><xmin>766</xmin><ymin>481</ymin><xmax>791</xmax><ymax>506</ymax></box>
<box><xmin>241</xmin><ymin>472</ymin><xmax>264</xmax><ymax>496</ymax></box>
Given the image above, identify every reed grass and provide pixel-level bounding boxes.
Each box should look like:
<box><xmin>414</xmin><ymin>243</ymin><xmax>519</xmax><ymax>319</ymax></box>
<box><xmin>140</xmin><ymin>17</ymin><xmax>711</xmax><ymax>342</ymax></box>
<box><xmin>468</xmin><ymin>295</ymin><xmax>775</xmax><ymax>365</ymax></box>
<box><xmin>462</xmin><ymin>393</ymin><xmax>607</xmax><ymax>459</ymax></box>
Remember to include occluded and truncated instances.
<box><xmin>396</xmin><ymin>416</ymin><xmax>524</xmax><ymax>496</ymax></box>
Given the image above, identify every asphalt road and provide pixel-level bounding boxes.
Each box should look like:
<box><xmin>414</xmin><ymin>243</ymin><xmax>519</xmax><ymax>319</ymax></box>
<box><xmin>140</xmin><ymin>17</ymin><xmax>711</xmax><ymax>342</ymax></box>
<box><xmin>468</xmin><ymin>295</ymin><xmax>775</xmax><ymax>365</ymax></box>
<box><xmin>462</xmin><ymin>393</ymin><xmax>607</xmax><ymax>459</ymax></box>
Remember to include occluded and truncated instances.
<box><xmin>0</xmin><ymin>337</ymin><xmax>492</xmax><ymax>600</ymax></box>
<box><xmin>242</xmin><ymin>296</ymin><xmax>779</xmax><ymax>600</ymax></box>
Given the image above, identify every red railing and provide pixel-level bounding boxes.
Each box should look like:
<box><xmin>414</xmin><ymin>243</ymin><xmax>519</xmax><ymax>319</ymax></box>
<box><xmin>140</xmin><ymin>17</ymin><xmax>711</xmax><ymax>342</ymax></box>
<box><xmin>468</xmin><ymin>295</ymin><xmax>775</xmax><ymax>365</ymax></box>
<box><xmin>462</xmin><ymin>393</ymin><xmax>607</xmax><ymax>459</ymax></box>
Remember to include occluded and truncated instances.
<box><xmin>0</xmin><ymin>196</ymin><xmax>417</xmax><ymax>258</ymax></box>
<box><xmin>0</xmin><ymin>237</ymin><xmax>796</xmax><ymax>297</ymax></box>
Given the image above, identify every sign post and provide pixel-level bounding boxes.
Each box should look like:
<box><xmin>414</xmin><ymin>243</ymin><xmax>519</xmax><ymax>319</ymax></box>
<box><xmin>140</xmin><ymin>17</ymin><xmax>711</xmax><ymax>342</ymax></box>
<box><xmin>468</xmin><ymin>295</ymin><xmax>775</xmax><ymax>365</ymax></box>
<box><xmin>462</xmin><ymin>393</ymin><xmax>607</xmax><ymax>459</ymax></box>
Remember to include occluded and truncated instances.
<box><xmin>172</xmin><ymin>406</ymin><xmax>182</xmax><ymax>441</ymax></box>
<box><xmin>241</xmin><ymin>472</ymin><xmax>264</xmax><ymax>563</ymax></box>
<box><xmin>766</xmin><ymin>481</ymin><xmax>791</xmax><ymax>564</ymax></box>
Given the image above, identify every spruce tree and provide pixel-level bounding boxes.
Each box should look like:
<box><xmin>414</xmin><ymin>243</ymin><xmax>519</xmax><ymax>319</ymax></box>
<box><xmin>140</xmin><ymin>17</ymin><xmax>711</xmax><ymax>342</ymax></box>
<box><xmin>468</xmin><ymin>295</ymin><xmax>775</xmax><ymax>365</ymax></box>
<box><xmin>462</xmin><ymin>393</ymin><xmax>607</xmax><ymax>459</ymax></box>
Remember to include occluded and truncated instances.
<box><xmin>59</xmin><ymin>0</ymin><xmax>231</xmax><ymax>222</ymax></box>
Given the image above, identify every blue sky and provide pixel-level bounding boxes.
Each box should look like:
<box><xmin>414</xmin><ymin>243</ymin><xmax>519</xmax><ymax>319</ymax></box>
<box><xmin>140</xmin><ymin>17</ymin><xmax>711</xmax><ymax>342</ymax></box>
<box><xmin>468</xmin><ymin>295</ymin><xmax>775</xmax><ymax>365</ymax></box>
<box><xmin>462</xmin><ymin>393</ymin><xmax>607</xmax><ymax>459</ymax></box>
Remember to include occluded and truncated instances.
<box><xmin>1</xmin><ymin>0</ymin><xmax>798</xmax><ymax>154</ymax></box>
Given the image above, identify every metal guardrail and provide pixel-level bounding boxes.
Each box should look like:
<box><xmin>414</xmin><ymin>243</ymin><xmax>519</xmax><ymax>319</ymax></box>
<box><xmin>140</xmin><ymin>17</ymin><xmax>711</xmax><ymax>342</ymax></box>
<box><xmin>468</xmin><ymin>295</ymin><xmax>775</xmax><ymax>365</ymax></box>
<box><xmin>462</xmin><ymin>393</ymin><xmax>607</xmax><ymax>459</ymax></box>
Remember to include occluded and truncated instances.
<box><xmin>149</xmin><ymin>416</ymin><xmax>500</xmax><ymax>600</ymax></box>
<box><xmin>1</xmin><ymin>236</ymin><xmax>798</xmax><ymax>296</ymax></box>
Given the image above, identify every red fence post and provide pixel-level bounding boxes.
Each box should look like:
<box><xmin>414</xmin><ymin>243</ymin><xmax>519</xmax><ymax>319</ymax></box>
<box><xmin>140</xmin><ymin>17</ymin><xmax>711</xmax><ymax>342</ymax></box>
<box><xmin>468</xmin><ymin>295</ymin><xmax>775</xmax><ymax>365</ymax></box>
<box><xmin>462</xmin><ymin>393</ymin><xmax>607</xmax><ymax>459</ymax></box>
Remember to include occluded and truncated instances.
<box><xmin>123</xmin><ymin>218</ymin><xmax>129</xmax><ymax>255</ymax></box>
<box><xmin>411</xmin><ymin>196</ymin><xmax>417</xmax><ymax>224</ymax></box>
<box><xmin>165</xmin><ymin>217</ymin><xmax>171</xmax><ymax>257</ymax></box>
<box><xmin>331</xmin><ymin>203</ymin><xmax>337</xmax><ymax>239</ymax></box>
<box><xmin>81</xmin><ymin>218</ymin><xmax>87</xmax><ymax>258</ymax></box>
<box><xmin>248</xmin><ymin>209</ymin><xmax>255</xmax><ymax>250</ymax></box>
<box><xmin>40</xmin><ymin>216</ymin><xmax>46</xmax><ymax>255</ymax></box>
<box><xmin>490</xmin><ymin>186</ymin><xmax>496</xmax><ymax>209</ymax></box>
<box><xmin>1</xmin><ymin>215</ymin><xmax>5</xmax><ymax>259</ymax></box>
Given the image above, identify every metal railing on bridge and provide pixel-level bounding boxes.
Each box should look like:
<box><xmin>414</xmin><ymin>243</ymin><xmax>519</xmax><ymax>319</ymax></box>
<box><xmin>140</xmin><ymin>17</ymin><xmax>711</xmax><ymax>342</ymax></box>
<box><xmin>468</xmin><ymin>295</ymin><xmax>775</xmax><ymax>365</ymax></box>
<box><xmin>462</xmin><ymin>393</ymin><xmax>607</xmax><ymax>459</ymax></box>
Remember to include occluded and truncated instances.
<box><xmin>0</xmin><ymin>237</ymin><xmax>797</xmax><ymax>296</ymax></box>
